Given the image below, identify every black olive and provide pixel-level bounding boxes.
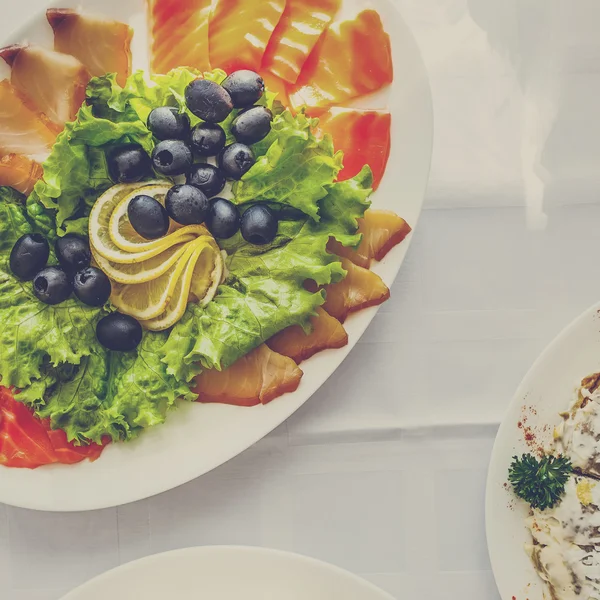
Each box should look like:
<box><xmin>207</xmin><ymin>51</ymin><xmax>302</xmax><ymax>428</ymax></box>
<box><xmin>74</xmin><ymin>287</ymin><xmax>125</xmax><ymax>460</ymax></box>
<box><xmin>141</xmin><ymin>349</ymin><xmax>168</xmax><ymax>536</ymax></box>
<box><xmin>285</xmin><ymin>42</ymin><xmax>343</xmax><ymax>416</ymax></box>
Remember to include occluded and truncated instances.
<box><xmin>96</xmin><ymin>312</ymin><xmax>143</xmax><ymax>352</ymax></box>
<box><xmin>73</xmin><ymin>267</ymin><xmax>112</xmax><ymax>307</ymax></box>
<box><xmin>185</xmin><ymin>79</ymin><xmax>233</xmax><ymax>123</ymax></box>
<box><xmin>10</xmin><ymin>233</ymin><xmax>49</xmax><ymax>280</ymax></box>
<box><xmin>55</xmin><ymin>234</ymin><xmax>91</xmax><ymax>273</ymax></box>
<box><xmin>32</xmin><ymin>267</ymin><xmax>72</xmax><ymax>305</ymax></box>
<box><xmin>127</xmin><ymin>195</ymin><xmax>170</xmax><ymax>240</ymax></box>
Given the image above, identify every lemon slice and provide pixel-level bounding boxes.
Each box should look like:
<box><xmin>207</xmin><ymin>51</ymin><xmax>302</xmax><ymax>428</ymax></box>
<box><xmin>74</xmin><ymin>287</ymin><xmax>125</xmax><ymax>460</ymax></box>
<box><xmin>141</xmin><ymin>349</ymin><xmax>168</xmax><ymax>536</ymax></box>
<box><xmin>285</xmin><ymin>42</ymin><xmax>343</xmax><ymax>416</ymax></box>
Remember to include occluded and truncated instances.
<box><xmin>110</xmin><ymin>239</ymin><xmax>210</xmax><ymax>320</ymax></box>
<box><xmin>91</xmin><ymin>242</ymin><xmax>190</xmax><ymax>284</ymax></box>
<box><xmin>141</xmin><ymin>238</ymin><xmax>223</xmax><ymax>331</ymax></box>
<box><xmin>89</xmin><ymin>183</ymin><xmax>203</xmax><ymax>264</ymax></box>
<box><xmin>108</xmin><ymin>184</ymin><xmax>209</xmax><ymax>253</ymax></box>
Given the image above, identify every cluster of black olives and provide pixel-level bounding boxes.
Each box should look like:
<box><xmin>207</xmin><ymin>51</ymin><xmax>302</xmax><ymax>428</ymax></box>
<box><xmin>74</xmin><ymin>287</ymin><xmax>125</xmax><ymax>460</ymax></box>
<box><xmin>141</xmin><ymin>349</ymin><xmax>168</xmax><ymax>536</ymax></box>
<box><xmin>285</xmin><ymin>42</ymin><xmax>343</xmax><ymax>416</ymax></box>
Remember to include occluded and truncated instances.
<box><xmin>109</xmin><ymin>70</ymin><xmax>280</xmax><ymax>246</ymax></box>
<box><xmin>10</xmin><ymin>234</ymin><xmax>142</xmax><ymax>353</ymax></box>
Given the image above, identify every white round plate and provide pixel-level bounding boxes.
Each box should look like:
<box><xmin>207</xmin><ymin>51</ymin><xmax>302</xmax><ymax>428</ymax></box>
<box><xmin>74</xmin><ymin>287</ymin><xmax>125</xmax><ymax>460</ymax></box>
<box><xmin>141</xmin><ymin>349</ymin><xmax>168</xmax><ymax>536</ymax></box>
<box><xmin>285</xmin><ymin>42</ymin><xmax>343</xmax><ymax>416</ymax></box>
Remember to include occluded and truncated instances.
<box><xmin>0</xmin><ymin>0</ymin><xmax>432</xmax><ymax>511</ymax></box>
<box><xmin>486</xmin><ymin>301</ymin><xmax>600</xmax><ymax>599</ymax></box>
<box><xmin>60</xmin><ymin>546</ymin><xmax>395</xmax><ymax>600</ymax></box>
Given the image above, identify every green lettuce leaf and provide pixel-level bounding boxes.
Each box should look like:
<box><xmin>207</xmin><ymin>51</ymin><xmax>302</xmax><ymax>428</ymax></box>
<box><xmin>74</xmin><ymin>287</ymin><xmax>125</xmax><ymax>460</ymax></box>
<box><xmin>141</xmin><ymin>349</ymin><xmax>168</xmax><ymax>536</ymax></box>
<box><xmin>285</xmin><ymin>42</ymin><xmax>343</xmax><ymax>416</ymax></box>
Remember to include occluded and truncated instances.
<box><xmin>233</xmin><ymin>111</ymin><xmax>343</xmax><ymax>220</ymax></box>
<box><xmin>0</xmin><ymin>198</ymin><xmax>194</xmax><ymax>444</ymax></box>
<box><xmin>161</xmin><ymin>169</ymin><xmax>372</xmax><ymax>380</ymax></box>
<box><xmin>22</xmin><ymin>333</ymin><xmax>195</xmax><ymax>444</ymax></box>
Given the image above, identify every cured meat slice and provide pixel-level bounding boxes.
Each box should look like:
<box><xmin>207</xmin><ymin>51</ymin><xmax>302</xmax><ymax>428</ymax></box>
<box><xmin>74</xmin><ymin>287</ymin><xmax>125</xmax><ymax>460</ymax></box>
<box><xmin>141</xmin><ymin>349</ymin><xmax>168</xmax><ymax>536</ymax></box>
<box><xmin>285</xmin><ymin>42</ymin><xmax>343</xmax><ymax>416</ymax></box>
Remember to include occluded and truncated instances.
<box><xmin>0</xmin><ymin>154</ymin><xmax>43</xmax><ymax>195</ymax></box>
<box><xmin>267</xmin><ymin>307</ymin><xmax>348</xmax><ymax>363</ymax></box>
<box><xmin>193</xmin><ymin>344</ymin><xmax>303</xmax><ymax>406</ymax></box>
<box><xmin>47</xmin><ymin>8</ymin><xmax>133</xmax><ymax>86</ymax></box>
<box><xmin>289</xmin><ymin>10</ymin><xmax>393</xmax><ymax>112</ymax></box>
<box><xmin>0</xmin><ymin>44</ymin><xmax>90</xmax><ymax>127</ymax></box>
<box><xmin>209</xmin><ymin>0</ymin><xmax>286</xmax><ymax>73</ymax></box>
<box><xmin>328</xmin><ymin>209</ymin><xmax>411</xmax><ymax>268</ymax></box>
<box><xmin>261</xmin><ymin>0</ymin><xmax>341</xmax><ymax>84</ymax></box>
<box><xmin>148</xmin><ymin>0</ymin><xmax>212</xmax><ymax>73</ymax></box>
<box><xmin>0</xmin><ymin>80</ymin><xmax>57</xmax><ymax>163</ymax></box>
<box><xmin>319</xmin><ymin>108</ymin><xmax>391</xmax><ymax>190</ymax></box>
<box><xmin>322</xmin><ymin>257</ymin><xmax>390</xmax><ymax>322</ymax></box>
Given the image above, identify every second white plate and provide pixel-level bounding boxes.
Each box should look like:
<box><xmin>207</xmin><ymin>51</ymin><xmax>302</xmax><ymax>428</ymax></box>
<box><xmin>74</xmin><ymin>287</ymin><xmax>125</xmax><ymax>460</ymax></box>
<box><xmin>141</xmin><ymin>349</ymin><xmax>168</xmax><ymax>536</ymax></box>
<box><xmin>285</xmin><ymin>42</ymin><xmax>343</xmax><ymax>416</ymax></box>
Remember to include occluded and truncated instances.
<box><xmin>61</xmin><ymin>546</ymin><xmax>395</xmax><ymax>600</ymax></box>
<box><xmin>486</xmin><ymin>301</ymin><xmax>600</xmax><ymax>599</ymax></box>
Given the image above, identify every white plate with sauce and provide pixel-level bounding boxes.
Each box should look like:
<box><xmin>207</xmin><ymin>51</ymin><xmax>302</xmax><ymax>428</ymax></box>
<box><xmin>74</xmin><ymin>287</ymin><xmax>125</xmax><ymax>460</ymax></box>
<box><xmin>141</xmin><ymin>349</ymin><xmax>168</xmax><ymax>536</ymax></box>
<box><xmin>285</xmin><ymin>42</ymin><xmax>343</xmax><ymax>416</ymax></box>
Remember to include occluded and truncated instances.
<box><xmin>486</xmin><ymin>301</ymin><xmax>600</xmax><ymax>599</ymax></box>
<box><xmin>0</xmin><ymin>0</ymin><xmax>432</xmax><ymax>511</ymax></box>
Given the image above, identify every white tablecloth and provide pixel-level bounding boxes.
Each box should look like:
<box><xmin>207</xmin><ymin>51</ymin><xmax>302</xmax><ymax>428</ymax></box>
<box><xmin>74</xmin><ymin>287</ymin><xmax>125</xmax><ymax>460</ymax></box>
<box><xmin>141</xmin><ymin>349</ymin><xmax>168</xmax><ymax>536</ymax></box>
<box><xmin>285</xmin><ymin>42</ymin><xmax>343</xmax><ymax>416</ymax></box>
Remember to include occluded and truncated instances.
<box><xmin>3</xmin><ymin>1</ymin><xmax>600</xmax><ymax>598</ymax></box>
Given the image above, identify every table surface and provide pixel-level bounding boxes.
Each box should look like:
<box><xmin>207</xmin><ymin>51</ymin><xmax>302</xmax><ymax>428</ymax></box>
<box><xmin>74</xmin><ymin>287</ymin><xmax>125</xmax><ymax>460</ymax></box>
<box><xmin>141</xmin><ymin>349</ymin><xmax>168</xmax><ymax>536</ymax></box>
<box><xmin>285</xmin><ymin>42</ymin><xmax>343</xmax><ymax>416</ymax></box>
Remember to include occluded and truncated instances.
<box><xmin>3</xmin><ymin>1</ymin><xmax>600</xmax><ymax>599</ymax></box>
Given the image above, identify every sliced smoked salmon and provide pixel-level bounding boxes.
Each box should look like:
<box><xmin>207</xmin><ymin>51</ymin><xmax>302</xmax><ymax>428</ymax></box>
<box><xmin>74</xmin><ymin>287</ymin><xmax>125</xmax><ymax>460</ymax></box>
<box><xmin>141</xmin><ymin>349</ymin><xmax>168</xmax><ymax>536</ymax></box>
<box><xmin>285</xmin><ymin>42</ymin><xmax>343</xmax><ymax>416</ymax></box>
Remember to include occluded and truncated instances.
<box><xmin>0</xmin><ymin>154</ymin><xmax>43</xmax><ymax>195</ymax></box>
<box><xmin>0</xmin><ymin>387</ymin><xmax>106</xmax><ymax>469</ymax></box>
<box><xmin>47</xmin><ymin>9</ymin><xmax>133</xmax><ymax>86</ymax></box>
<box><xmin>322</xmin><ymin>257</ymin><xmax>390</xmax><ymax>322</ymax></box>
<box><xmin>193</xmin><ymin>344</ymin><xmax>303</xmax><ymax>406</ymax></box>
<box><xmin>328</xmin><ymin>209</ymin><xmax>412</xmax><ymax>269</ymax></box>
<box><xmin>0</xmin><ymin>387</ymin><xmax>56</xmax><ymax>469</ymax></box>
<box><xmin>209</xmin><ymin>0</ymin><xmax>286</xmax><ymax>73</ymax></box>
<box><xmin>261</xmin><ymin>70</ymin><xmax>290</xmax><ymax>108</ymax></box>
<box><xmin>261</xmin><ymin>0</ymin><xmax>341</xmax><ymax>85</ymax></box>
<box><xmin>289</xmin><ymin>9</ymin><xmax>393</xmax><ymax>113</ymax></box>
<box><xmin>319</xmin><ymin>108</ymin><xmax>391</xmax><ymax>190</ymax></box>
<box><xmin>46</xmin><ymin>427</ymin><xmax>105</xmax><ymax>465</ymax></box>
<box><xmin>0</xmin><ymin>80</ymin><xmax>57</xmax><ymax>163</ymax></box>
<box><xmin>267</xmin><ymin>307</ymin><xmax>348</xmax><ymax>363</ymax></box>
<box><xmin>0</xmin><ymin>44</ymin><xmax>90</xmax><ymax>128</ymax></box>
<box><xmin>148</xmin><ymin>0</ymin><xmax>212</xmax><ymax>74</ymax></box>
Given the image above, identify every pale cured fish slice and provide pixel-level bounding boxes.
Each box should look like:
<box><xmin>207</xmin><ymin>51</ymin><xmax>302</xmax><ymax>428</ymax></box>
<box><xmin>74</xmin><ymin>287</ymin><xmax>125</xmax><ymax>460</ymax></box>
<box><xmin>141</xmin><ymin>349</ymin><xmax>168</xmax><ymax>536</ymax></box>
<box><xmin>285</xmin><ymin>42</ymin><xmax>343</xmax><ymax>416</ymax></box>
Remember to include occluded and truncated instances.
<box><xmin>328</xmin><ymin>209</ymin><xmax>412</xmax><ymax>269</ymax></box>
<box><xmin>148</xmin><ymin>0</ymin><xmax>212</xmax><ymax>73</ymax></box>
<box><xmin>0</xmin><ymin>44</ymin><xmax>90</xmax><ymax>128</ymax></box>
<box><xmin>46</xmin><ymin>427</ymin><xmax>106</xmax><ymax>465</ymax></box>
<box><xmin>0</xmin><ymin>154</ymin><xmax>43</xmax><ymax>195</ymax></box>
<box><xmin>319</xmin><ymin>108</ymin><xmax>391</xmax><ymax>190</ymax></box>
<box><xmin>209</xmin><ymin>0</ymin><xmax>286</xmax><ymax>73</ymax></box>
<box><xmin>261</xmin><ymin>0</ymin><xmax>341</xmax><ymax>85</ymax></box>
<box><xmin>289</xmin><ymin>9</ymin><xmax>393</xmax><ymax>113</ymax></box>
<box><xmin>267</xmin><ymin>307</ymin><xmax>348</xmax><ymax>364</ymax></box>
<box><xmin>47</xmin><ymin>8</ymin><xmax>133</xmax><ymax>86</ymax></box>
<box><xmin>322</xmin><ymin>257</ymin><xmax>390</xmax><ymax>322</ymax></box>
<box><xmin>193</xmin><ymin>344</ymin><xmax>303</xmax><ymax>407</ymax></box>
<box><xmin>0</xmin><ymin>80</ymin><xmax>57</xmax><ymax>163</ymax></box>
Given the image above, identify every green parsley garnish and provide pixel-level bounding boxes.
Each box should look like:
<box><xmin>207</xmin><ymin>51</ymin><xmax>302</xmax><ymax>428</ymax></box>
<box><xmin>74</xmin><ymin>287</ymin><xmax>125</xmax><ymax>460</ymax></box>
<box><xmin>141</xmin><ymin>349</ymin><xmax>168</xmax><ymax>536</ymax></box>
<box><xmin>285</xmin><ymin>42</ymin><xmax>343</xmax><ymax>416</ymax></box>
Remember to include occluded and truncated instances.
<box><xmin>508</xmin><ymin>453</ymin><xmax>572</xmax><ymax>510</ymax></box>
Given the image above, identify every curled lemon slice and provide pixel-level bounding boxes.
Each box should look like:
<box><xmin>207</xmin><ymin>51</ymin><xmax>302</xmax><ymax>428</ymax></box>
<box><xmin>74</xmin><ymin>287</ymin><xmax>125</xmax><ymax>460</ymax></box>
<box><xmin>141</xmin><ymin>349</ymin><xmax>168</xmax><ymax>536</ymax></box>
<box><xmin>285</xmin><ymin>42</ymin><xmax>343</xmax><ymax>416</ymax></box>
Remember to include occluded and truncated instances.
<box><xmin>90</xmin><ymin>182</ymin><xmax>224</xmax><ymax>330</ymax></box>
<box><xmin>141</xmin><ymin>238</ymin><xmax>223</xmax><ymax>331</ymax></box>
<box><xmin>89</xmin><ymin>182</ymin><xmax>205</xmax><ymax>264</ymax></box>
<box><xmin>91</xmin><ymin>242</ymin><xmax>190</xmax><ymax>284</ymax></box>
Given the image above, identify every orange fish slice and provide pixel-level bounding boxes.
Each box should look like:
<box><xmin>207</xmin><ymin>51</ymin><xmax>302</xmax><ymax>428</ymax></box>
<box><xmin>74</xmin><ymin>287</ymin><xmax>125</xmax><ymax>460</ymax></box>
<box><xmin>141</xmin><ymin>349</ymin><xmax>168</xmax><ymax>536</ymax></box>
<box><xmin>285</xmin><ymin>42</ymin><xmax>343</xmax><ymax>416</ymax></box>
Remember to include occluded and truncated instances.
<box><xmin>267</xmin><ymin>307</ymin><xmax>348</xmax><ymax>364</ymax></box>
<box><xmin>0</xmin><ymin>387</ymin><xmax>106</xmax><ymax>469</ymax></box>
<box><xmin>322</xmin><ymin>257</ymin><xmax>390</xmax><ymax>322</ymax></box>
<box><xmin>328</xmin><ymin>209</ymin><xmax>412</xmax><ymax>269</ymax></box>
<box><xmin>209</xmin><ymin>0</ymin><xmax>286</xmax><ymax>73</ymax></box>
<box><xmin>0</xmin><ymin>154</ymin><xmax>43</xmax><ymax>195</ymax></box>
<box><xmin>148</xmin><ymin>0</ymin><xmax>212</xmax><ymax>73</ymax></box>
<box><xmin>261</xmin><ymin>0</ymin><xmax>341</xmax><ymax>85</ymax></box>
<box><xmin>0</xmin><ymin>80</ymin><xmax>57</xmax><ymax>163</ymax></box>
<box><xmin>261</xmin><ymin>70</ymin><xmax>290</xmax><ymax>108</ymax></box>
<box><xmin>45</xmin><ymin>427</ymin><xmax>106</xmax><ymax>465</ymax></box>
<box><xmin>193</xmin><ymin>344</ymin><xmax>303</xmax><ymax>406</ymax></box>
<box><xmin>47</xmin><ymin>8</ymin><xmax>133</xmax><ymax>86</ymax></box>
<box><xmin>0</xmin><ymin>44</ymin><xmax>90</xmax><ymax>128</ymax></box>
<box><xmin>319</xmin><ymin>108</ymin><xmax>391</xmax><ymax>190</ymax></box>
<box><xmin>289</xmin><ymin>9</ymin><xmax>393</xmax><ymax>113</ymax></box>
<box><xmin>0</xmin><ymin>387</ymin><xmax>56</xmax><ymax>469</ymax></box>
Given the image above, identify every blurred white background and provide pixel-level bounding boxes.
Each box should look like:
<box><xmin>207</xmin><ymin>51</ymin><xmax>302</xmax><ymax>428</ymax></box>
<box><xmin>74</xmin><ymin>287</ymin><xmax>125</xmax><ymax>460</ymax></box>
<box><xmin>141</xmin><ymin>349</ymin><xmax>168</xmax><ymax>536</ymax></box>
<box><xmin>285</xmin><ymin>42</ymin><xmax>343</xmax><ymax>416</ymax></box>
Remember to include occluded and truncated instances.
<box><xmin>2</xmin><ymin>1</ymin><xmax>600</xmax><ymax>599</ymax></box>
